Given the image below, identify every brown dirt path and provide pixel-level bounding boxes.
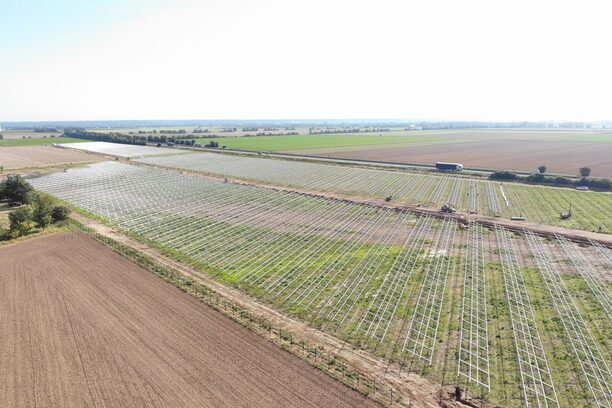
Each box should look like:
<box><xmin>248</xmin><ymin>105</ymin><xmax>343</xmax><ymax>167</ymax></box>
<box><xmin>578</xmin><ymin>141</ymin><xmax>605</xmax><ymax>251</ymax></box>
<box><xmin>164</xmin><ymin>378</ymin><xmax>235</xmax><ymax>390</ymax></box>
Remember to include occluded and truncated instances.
<box><xmin>0</xmin><ymin>233</ymin><xmax>381</xmax><ymax>408</ymax></box>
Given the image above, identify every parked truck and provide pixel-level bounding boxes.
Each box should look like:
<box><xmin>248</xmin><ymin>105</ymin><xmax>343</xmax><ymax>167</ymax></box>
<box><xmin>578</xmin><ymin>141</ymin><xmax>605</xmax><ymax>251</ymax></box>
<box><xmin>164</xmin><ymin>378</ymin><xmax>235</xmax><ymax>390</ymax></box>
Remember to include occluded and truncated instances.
<box><xmin>436</xmin><ymin>162</ymin><xmax>464</xmax><ymax>172</ymax></box>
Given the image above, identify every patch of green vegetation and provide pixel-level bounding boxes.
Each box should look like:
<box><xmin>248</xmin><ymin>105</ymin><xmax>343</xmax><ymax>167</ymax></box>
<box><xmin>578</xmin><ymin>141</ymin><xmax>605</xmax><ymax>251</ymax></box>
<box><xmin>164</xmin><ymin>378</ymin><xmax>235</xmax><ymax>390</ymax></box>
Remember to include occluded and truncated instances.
<box><xmin>0</xmin><ymin>137</ymin><xmax>86</xmax><ymax>147</ymax></box>
<box><xmin>196</xmin><ymin>133</ymin><xmax>449</xmax><ymax>152</ymax></box>
<box><xmin>503</xmin><ymin>183</ymin><xmax>611</xmax><ymax>232</ymax></box>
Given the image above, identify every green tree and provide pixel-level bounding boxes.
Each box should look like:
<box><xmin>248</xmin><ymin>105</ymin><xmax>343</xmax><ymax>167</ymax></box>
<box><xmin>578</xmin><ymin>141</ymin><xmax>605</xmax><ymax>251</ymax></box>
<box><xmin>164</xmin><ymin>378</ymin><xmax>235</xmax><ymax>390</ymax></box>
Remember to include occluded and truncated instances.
<box><xmin>537</xmin><ymin>165</ymin><xmax>547</xmax><ymax>174</ymax></box>
<box><xmin>579</xmin><ymin>167</ymin><xmax>591</xmax><ymax>177</ymax></box>
<box><xmin>51</xmin><ymin>205</ymin><xmax>70</xmax><ymax>221</ymax></box>
<box><xmin>9</xmin><ymin>207</ymin><xmax>33</xmax><ymax>237</ymax></box>
<box><xmin>2</xmin><ymin>175</ymin><xmax>33</xmax><ymax>205</ymax></box>
<box><xmin>31</xmin><ymin>192</ymin><xmax>54</xmax><ymax>229</ymax></box>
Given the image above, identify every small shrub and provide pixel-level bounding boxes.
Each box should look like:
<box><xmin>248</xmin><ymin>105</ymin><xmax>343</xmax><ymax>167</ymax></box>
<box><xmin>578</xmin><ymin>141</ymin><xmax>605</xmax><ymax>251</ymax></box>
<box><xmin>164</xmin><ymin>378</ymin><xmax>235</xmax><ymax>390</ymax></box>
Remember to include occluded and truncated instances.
<box><xmin>9</xmin><ymin>207</ymin><xmax>34</xmax><ymax>237</ymax></box>
<box><xmin>52</xmin><ymin>205</ymin><xmax>70</xmax><ymax>221</ymax></box>
<box><xmin>489</xmin><ymin>171</ymin><xmax>517</xmax><ymax>180</ymax></box>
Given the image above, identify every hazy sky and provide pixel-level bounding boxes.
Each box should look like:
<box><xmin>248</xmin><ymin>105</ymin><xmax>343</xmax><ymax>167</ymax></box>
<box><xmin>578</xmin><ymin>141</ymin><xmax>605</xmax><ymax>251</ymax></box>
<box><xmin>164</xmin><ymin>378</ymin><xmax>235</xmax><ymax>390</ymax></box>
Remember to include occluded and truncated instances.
<box><xmin>1</xmin><ymin>0</ymin><xmax>611</xmax><ymax>122</ymax></box>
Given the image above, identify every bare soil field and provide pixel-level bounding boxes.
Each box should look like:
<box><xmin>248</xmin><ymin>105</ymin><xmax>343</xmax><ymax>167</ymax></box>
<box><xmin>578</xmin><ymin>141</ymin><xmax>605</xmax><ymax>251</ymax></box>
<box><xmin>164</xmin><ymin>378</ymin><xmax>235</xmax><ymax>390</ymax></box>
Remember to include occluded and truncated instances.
<box><xmin>0</xmin><ymin>146</ymin><xmax>98</xmax><ymax>169</ymax></box>
<box><xmin>286</xmin><ymin>130</ymin><xmax>612</xmax><ymax>177</ymax></box>
<box><xmin>0</xmin><ymin>233</ymin><xmax>378</xmax><ymax>408</ymax></box>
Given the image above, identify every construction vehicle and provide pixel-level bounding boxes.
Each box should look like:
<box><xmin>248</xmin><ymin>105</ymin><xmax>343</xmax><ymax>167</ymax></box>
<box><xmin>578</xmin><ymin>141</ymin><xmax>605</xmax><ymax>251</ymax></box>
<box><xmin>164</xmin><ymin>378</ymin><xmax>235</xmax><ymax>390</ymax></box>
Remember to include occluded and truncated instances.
<box><xmin>440</xmin><ymin>203</ymin><xmax>456</xmax><ymax>213</ymax></box>
<box><xmin>560</xmin><ymin>204</ymin><xmax>572</xmax><ymax>220</ymax></box>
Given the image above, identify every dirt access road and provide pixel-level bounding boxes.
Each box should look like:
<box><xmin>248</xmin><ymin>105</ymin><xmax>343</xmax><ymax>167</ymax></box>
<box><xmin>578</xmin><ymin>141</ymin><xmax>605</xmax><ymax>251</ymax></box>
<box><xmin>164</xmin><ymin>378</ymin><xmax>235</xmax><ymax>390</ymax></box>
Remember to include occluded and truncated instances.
<box><xmin>0</xmin><ymin>233</ymin><xmax>379</xmax><ymax>408</ymax></box>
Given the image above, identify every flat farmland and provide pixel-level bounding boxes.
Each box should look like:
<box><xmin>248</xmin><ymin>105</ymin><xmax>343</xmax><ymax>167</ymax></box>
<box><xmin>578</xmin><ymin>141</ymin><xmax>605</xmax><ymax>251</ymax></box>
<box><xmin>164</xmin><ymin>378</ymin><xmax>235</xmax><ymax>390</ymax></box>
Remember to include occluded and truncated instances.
<box><xmin>138</xmin><ymin>152</ymin><xmax>611</xmax><ymax>232</ymax></box>
<box><xmin>31</xmin><ymin>162</ymin><xmax>612</xmax><ymax>407</ymax></box>
<box><xmin>0</xmin><ymin>136</ymin><xmax>86</xmax><ymax>147</ymax></box>
<box><xmin>196</xmin><ymin>132</ymin><xmax>447</xmax><ymax>151</ymax></box>
<box><xmin>0</xmin><ymin>146</ymin><xmax>98</xmax><ymax>169</ymax></box>
<box><xmin>0</xmin><ymin>233</ymin><xmax>377</xmax><ymax>408</ymax></box>
<box><xmin>0</xmin><ymin>130</ymin><xmax>63</xmax><ymax>140</ymax></box>
<box><xmin>204</xmin><ymin>130</ymin><xmax>612</xmax><ymax>177</ymax></box>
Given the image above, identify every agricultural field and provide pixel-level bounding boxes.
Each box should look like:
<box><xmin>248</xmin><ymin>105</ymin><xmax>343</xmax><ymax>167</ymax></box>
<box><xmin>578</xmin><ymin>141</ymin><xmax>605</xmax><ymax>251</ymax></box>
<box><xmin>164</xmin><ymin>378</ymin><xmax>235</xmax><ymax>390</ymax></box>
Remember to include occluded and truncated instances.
<box><xmin>0</xmin><ymin>129</ymin><xmax>64</xmax><ymax>140</ymax></box>
<box><xmin>196</xmin><ymin>132</ymin><xmax>447</xmax><ymax>152</ymax></box>
<box><xmin>138</xmin><ymin>152</ymin><xmax>611</xmax><ymax>233</ymax></box>
<box><xmin>0</xmin><ymin>146</ymin><xmax>98</xmax><ymax>169</ymax></box>
<box><xmin>30</xmin><ymin>161</ymin><xmax>612</xmax><ymax>407</ymax></box>
<box><xmin>0</xmin><ymin>233</ymin><xmax>376</xmax><ymax>408</ymax></box>
<box><xmin>61</xmin><ymin>141</ymin><xmax>178</xmax><ymax>158</ymax></box>
<box><xmin>197</xmin><ymin>129</ymin><xmax>612</xmax><ymax>177</ymax></box>
<box><xmin>0</xmin><ymin>136</ymin><xmax>86</xmax><ymax>147</ymax></box>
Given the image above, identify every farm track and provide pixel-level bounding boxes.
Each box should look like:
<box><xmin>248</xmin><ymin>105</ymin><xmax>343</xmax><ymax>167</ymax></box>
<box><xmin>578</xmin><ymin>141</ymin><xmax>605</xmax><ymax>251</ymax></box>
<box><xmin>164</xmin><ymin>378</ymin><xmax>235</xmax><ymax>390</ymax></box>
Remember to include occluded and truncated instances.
<box><xmin>0</xmin><ymin>233</ymin><xmax>381</xmax><ymax>408</ymax></box>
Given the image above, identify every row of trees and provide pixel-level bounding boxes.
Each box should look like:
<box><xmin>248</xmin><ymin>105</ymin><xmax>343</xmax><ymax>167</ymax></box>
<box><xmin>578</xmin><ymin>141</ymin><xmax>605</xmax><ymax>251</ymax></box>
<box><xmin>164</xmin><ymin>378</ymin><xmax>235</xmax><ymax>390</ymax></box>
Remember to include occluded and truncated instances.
<box><xmin>64</xmin><ymin>129</ymin><xmax>148</xmax><ymax>145</ymax></box>
<box><xmin>1</xmin><ymin>176</ymin><xmax>69</xmax><ymax>238</ymax></box>
<box><xmin>65</xmin><ymin>129</ymin><xmax>203</xmax><ymax>146</ymax></box>
<box><xmin>490</xmin><ymin>166</ymin><xmax>610</xmax><ymax>191</ymax></box>
<box><xmin>537</xmin><ymin>165</ymin><xmax>591</xmax><ymax>177</ymax></box>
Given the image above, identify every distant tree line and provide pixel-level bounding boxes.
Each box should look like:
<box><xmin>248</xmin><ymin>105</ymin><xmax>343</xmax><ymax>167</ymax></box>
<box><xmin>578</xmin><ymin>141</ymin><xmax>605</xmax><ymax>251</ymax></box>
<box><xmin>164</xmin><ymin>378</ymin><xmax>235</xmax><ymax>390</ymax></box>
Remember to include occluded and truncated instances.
<box><xmin>489</xmin><ymin>167</ymin><xmax>610</xmax><ymax>191</ymax></box>
<box><xmin>308</xmin><ymin>128</ymin><xmax>392</xmax><ymax>134</ymax></box>
<box><xmin>413</xmin><ymin>121</ymin><xmax>596</xmax><ymax>130</ymax></box>
<box><xmin>131</xmin><ymin>129</ymin><xmax>187</xmax><ymax>135</ymax></box>
<box><xmin>65</xmin><ymin>129</ymin><xmax>148</xmax><ymax>145</ymax></box>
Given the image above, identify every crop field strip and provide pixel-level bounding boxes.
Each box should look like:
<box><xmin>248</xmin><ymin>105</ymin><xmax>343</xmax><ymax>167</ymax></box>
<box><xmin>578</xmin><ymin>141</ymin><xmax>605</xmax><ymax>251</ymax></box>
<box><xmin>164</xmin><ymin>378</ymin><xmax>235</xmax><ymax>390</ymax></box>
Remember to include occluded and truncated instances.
<box><xmin>138</xmin><ymin>152</ymin><xmax>495</xmax><ymax>214</ymax></box>
<box><xmin>30</xmin><ymin>161</ymin><xmax>611</xmax><ymax>407</ymax></box>
<box><xmin>495</xmin><ymin>226</ymin><xmax>560</xmax><ymax>407</ymax></box>
<box><xmin>556</xmin><ymin>235</ymin><xmax>612</xmax><ymax>320</ymax></box>
<box><xmin>458</xmin><ymin>221</ymin><xmax>491</xmax><ymax>390</ymax></box>
<box><xmin>525</xmin><ymin>230</ymin><xmax>612</xmax><ymax>408</ymax></box>
<box><xmin>486</xmin><ymin>181</ymin><xmax>502</xmax><ymax>216</ymax></box>
<box><xmin>401</xmin><ymin>217</ymin><xmax>457</xmax><ymax>365</ymax></box>
<box><xmin>354</xmin><ymin>215</ymin><xmax>435</xmax><ymax>344</ymax></box>
<box><xmin>590</xmin><ymin>240</ymin><xmax>612</xmax><ymax>267</ymax></box>
<box><xmin>137</xmin><ymin>151</ymin><xmax>611</xmax><ymax>232</ymax></box>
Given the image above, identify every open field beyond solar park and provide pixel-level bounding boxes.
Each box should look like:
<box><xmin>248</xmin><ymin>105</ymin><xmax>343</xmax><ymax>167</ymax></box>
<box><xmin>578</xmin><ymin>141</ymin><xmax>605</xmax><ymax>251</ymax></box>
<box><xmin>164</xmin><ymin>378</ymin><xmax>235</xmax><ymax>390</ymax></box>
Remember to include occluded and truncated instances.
<box><xmin>194</xmin><ymin>129</ymin><xmax>612</xmax><ymax>177</ymax></box>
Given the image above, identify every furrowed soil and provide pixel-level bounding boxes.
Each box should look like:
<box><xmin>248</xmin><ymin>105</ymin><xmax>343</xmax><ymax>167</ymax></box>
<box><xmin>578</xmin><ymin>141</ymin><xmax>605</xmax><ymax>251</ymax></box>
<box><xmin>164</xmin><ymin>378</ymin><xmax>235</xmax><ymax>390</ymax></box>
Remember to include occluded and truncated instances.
<box><xmin>283</xmin><ymin>130</ymin><xmax>612</xmax><ymax>177</ymax></box>
<box><xmin>0</xmin><ymin>233</ymin><xmax>379</xmax><ymax>408</ymax></box>
<box><xmin>0</xmin><ymin>145</ymin><xmax>98</xmax><ymax>169</ymax></box>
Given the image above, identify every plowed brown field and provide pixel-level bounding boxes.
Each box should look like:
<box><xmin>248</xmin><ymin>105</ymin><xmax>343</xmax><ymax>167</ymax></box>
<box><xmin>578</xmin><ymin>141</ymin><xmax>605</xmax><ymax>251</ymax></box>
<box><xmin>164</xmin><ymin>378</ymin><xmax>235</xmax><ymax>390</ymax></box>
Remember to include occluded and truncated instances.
<box><xmin>286</xmin><ymin>130</ymin><xmax>612</xmax><ymax>176</ymax></box>
<box><xmin>0</xmin><ymin>146</ymin><xmax>98</xmax><ymax>169</ymax></box>
<box><xmin>0</xmin><ymin>233</ymin><xmax>378</xmax><ymax>408</ymax></box>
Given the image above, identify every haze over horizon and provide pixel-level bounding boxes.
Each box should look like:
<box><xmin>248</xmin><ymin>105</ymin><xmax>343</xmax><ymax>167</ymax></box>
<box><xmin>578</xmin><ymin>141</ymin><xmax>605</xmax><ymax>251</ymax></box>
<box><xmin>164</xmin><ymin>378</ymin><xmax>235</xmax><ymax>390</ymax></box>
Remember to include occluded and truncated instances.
<box><xmin>2</xmin><ymin>0</ymin><xmax>611</xmax><ymax>122</ymax></box>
